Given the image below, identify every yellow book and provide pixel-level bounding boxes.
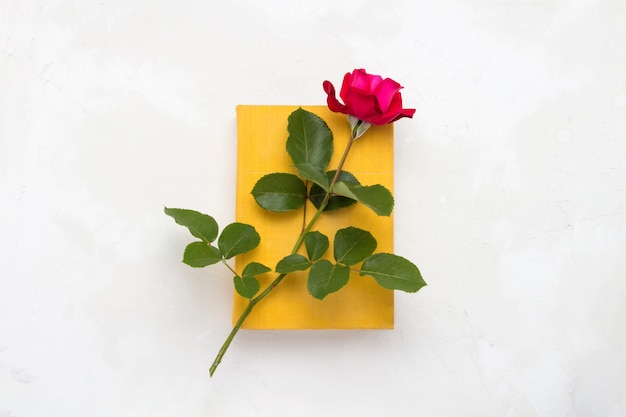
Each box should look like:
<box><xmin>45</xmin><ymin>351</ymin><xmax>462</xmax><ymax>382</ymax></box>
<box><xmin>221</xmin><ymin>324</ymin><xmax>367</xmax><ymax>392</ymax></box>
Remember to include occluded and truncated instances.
<box><xmin>233</xmin><ymin>105</ymin><xmax>394</xmax><ymax>329</ymax></box>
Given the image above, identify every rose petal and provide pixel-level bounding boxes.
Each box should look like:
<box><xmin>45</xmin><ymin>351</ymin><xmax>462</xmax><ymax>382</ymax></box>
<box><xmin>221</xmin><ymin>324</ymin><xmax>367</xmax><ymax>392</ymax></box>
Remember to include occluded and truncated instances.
<box><xmin>392</xmin><ymin>108</ymin><xmax>416</xmax><ymax>121</ymax></box>
<box><xmin>369</xmin><ymin>107</ymin><xmax>416</xmax><ymax>125</ymax></box>
<box><xmin>343</xmin><ymin>89</ymin><xmax>379</xmax><ymax>121</ymax></box>
<box><xmin>323</xmin><ymin>80</ymin><xmax>347</xmax><ymax>114</ymax></box>
<box><xmin>347</xmin><ymin>69</ymin><xmax>370</xmax><ymax>92</ymax></box>
<box><xmin>339</xmin><ymin>71</ymin><xmax>354</xmax><ymax>101</ymax></box>
<box><xmin>367</xmin><ymin>74</ymin><xmax>385</xmax><ymax>91</ymax></box>
<box><xmin>374</xmin><ymin>78</ymin><xmax>402</xmax><ymax>113</ymax></box>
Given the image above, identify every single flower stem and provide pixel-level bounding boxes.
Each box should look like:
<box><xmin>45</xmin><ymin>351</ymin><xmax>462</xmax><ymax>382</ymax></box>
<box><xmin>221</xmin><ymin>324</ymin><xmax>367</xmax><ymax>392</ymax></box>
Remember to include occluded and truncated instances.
<box><xmin>209</xmin><ymin>123</ymin><xmax>361</xmax><ymax>377</ymax></box>
<box><xmin>327</xmin><ymin>120</ymin><xmax>360</xmax><ymax>194</ymax></box>
<box><xmin>209</xmin><ymin>273</ymin><xmax>286</xmax><ymax>376</ymax></box>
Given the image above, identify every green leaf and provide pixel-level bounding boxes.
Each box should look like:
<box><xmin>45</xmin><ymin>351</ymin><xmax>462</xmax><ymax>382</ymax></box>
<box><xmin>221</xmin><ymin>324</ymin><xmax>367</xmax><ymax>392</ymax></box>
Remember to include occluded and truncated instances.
<box><xmin>295</xmin><ymin>162</ymin><xmax>329</xmax><ymax>190</ymax></box>
<box><xmin>251</xmin><ymin>173</ymin><xmax>306</xmax><ymax>212</ymax></box>
<box><xmin>182</xmin><ymin>241</ymin><xmax>222</xmax><ymax>267</ymax></box>
<box><xmin>333</xmin><ymin>227</ymin><xmax>377</xmax><ymax>266</ymax></box>
<box><xmin>309</xmin><ymin>170</ymin><xmax>360</xmax><ymax>211</ymax></box>
<box><xmin>234</xmin><ymin>275</ymin><xmax>260</xmax><ymax>299</ymax></box>
<box><xmin>218</xmin><ymin>222</ymin><xmax>260</xmax><ymax>259</ymax></box>
<box><xmin>242</xmin><ymin>262</ymin><xmax>271</xmax><ymax>278</ymax></box>
<box><xmin>360</xmin><ymin>253</ymin><xmax>426</xmax><ymax>293</ymax></box>
<box><xmin>304</xmin><ymin>231</ymin><xmax>329</xmax><ymax>261</ymax></box>
<box><xmin>332</xmin><ymin>182</ymin><xmax>394</xmax><ymax>216</ymax></box>
<box><xmin>275</xmin><ymin>254</ymin><xmax>311</xmax><ymax>274</ymax></box>
<box><xmin>307</xmin><ymin>260</ymin><xmax>350</xmax><ymax>300</ymax></box>
<box><xmin>164</xmin><ymin>207</ymin><xmax>219</xmax><ymax>243</ymax></box>
<box><xmin>286</xmin><ymin>108</ymin><xmax>333</xmax><ymax>170</ymax></box>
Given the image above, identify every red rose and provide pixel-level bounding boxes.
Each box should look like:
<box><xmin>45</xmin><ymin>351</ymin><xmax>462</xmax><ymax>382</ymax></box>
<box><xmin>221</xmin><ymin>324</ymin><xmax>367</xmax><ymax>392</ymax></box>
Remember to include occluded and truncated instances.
<box><xmin>323</xmin><ymin>69</ymin><xmax>415</xmax><ymax>125</ymax></box>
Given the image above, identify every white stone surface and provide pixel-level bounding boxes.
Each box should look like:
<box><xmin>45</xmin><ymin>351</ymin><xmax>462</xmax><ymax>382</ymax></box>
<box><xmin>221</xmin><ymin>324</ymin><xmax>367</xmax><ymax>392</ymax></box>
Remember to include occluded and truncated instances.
<box><xmin>2</xmin><ymin>1</ymin><xmax>626</xmax><ymax>416</ymax></box>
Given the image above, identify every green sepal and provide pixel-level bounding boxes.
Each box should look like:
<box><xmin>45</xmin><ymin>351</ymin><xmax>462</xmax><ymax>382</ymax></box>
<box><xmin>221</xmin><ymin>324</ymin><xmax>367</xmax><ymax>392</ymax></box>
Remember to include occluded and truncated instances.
<box><xmin>332</xmin><ymin>182</ymin><xmax>394</xmax><ymax>216</ymax></box>
<box><xmin>164</xmin><ymin>207</ymin><xmax>219</xmax><ymax>243</ymax></box>
<box><xmin>182</xmin><ymin>241</ymin><xmax>222</xmax><ymax>267</ymax></box>
<box><xmin>360</xmin><ymin>253</ymin><xmax>426</xmax><ymax>292</ymax></box>
<box><xmin>275</xmin><ymin>254</ymin><xmax>311</xmax><ymax>274</ymax></box>
<box><xmin>304</xmin><ymin>231</ymin><xmax>329</xmax><ymax>262</ymax></box>
<box><xmin>309</xmin><ymin>170</ymin><xmax>359</xmax><ymax>211</ymax></box>
<box><xmin>333</xmin><ymin>226</ymin><xmax>377</xmax><ymax>266</ymax></box>
<box><xmin>233</xmin><ymin>275</ymin><xmax>260</xmax><ymax>299</ymax></box>
<box><xmin>307</xmin><ymin>260</ymin><xmax>350</xmax><ymax>300</ymax></box>
<box><xmin>251</xmin><ymin>173</ymin><xmax>307</xmax><ymax>212</ymax></box>
<box><xmin>286</xmin><ymin>108</ymin><xmax>333</xmax><ymax>170</ymax></box>
<box><xmin>218</xmin><ymin>222</ymin><xmax>260</xmax><ymax>259</ymax></box>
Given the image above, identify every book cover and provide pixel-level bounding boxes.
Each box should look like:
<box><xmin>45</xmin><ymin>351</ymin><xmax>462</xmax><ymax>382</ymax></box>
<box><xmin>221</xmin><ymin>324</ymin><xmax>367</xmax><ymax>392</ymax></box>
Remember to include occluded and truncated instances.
<box><xmin>233</xmin><ymin>105</ymin><xmax>394</xmax><ymax>329</ymax></box>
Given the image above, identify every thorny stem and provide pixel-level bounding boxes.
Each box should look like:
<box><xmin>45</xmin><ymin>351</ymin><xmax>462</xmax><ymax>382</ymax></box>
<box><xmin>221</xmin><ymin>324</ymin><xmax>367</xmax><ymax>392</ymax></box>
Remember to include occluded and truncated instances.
<box><xmin>209</xmin><ymin>121</ymin><xmax>363</xmax><ymax>377</ymax></box>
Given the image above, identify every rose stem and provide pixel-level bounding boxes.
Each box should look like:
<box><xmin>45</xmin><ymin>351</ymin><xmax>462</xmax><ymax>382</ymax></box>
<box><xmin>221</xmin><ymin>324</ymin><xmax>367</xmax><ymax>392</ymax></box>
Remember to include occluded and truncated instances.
<box><xmin>209</xmin><ymin>121</ymin><xmax>362</xmax><ymax>377</ymax></box>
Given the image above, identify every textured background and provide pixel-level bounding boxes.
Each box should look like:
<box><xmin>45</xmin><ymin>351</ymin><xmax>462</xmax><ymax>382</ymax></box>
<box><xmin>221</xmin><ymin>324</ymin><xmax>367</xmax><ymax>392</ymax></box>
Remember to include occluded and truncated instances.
<box><xmin>1</xmin><ymin>1</ymin><xmax>625</xmax><ymax>416</ymax></box>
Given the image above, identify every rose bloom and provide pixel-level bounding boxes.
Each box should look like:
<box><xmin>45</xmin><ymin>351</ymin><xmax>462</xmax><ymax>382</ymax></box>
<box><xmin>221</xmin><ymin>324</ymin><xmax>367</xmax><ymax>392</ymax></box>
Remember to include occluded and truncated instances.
<box><xmin>323</xmin><ymin>69</ymin><xmax>415</xmax><ymax>126</ymax></box>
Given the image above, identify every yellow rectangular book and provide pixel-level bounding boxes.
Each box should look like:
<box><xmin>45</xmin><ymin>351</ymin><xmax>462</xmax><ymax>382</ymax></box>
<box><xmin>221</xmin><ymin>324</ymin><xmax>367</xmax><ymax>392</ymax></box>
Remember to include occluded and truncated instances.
<box><xmin>233</xmin><ymin>105</ymin><xmax>394</xmax><ymax>329</ymax></box>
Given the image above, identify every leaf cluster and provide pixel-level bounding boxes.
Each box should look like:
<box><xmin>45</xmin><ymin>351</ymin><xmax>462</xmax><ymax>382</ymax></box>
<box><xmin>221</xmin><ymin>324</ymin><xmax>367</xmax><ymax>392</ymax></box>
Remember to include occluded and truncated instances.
<box><xmin>165</xmin><ymin>206</ymin><xmax>425</xmax><ymax>300</ymax></box>
<box><xmin>165</xmin><ymin>108</ymin><xmax>426</xmax><ymax>304</ymax></box>
<box><xmin>276</xmin><ymin>227</ymin><xmax>424</xmax><ymax>299</ymax></box>
<box><xmin>164</xmin><ymin>208</ymin><xmax>266</xmax><ymax>298</ymax></box>
<box><xmin>251</xmin><ymin>108</ymin><xmax>394</xmax><ymax>216</ymax></box>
